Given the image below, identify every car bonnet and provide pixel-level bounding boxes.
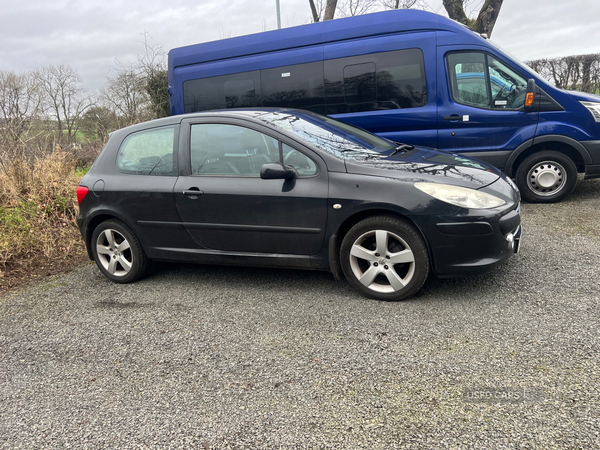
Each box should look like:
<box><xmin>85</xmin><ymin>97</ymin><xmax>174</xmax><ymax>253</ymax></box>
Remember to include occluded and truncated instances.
<box><xmin>343</xmin><ymin>147</ymin><xmax>502</xmax><ymax>189</ymax></box>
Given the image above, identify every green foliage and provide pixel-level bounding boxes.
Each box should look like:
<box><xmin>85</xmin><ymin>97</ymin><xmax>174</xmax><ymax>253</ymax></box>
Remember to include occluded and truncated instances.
<box><xmin>80</xmin><ymin>106</ymin><xmax>117</xmax><ymax>142</ymax></box>
<box><xmin>0</xmin><ymin>206</ymin><xmax>29</xmax><ymax>231</ymax></box>
<box><xmin>146</xmin><ymin>69</ymin><xmax>170</xmax><ymax>118</ymax></box>
<box><xmin>0</xmin><ymin>150</ymin><xmax>85</xmax><ymax>273</ymax></box>
<box><xmin>75</xmin><ymin>165</ymin><xmax>91</xmax><ymax>177</ymax></box>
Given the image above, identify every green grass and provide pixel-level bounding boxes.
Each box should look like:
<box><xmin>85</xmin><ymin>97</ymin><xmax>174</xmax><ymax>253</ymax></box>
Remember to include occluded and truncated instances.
<box><xmin>75</xmin><ymin>165</ymin><xmax>91</xmax><ymax>177</ymax></box>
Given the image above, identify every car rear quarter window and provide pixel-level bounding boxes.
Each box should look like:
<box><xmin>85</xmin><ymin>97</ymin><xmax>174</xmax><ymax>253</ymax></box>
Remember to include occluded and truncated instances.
<box><xmin>117</xmin><ymin>126</ymin><xmax>178</xmax><ymax>175</ymax></box>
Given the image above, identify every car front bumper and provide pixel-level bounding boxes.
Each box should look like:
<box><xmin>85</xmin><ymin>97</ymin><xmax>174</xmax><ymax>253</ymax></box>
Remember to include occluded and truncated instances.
<box><xmin>414</xmin><ymin>202</ymin><xmax>521</xmax><ymax>278</ymax></box>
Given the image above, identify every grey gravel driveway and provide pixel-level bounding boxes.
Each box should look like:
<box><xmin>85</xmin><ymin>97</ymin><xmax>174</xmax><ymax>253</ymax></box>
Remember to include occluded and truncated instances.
<box><xmin>2</xmin><ymin>180</ymin><xmax>600</xmax><ymax>449</ymax></box>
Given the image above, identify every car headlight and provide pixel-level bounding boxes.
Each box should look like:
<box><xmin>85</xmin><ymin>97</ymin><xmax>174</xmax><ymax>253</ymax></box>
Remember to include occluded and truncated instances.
<box><xmin>414</xmin><ymin>182</ymin><xmax>506</xmax><ymax>209</ymax></box>
<box><xmin>580</xmin><ymin>101</ymin><xmax>600</xmax><ymax>122</ymax></box>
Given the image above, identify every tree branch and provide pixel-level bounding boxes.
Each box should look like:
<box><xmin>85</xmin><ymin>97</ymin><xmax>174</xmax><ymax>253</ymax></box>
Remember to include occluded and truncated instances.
<box><xmin>475</xmin><ymin>0</ymin><xmax>503</xmax><ymax>37</ymax></box>
<box><xmin>309</xmin><ymin>0</ymin><xmax>320</xmax><ymax>22</ymax></box>
<box><xmin>323</xmin><ymin>0</ymin><xmax>338</xmax><ymax>20</ymax></box>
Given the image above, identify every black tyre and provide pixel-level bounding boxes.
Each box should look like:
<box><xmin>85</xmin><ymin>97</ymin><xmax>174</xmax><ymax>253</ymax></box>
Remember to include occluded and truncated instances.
<box><xmin>91</xmin><ymin>219</ymin><xmax>150</xmax><ymax>283</ymax></box>
<box><xmin>515</xmin><ymin>151</ymin><xmax>577</xmax><ymax>203</ymax></box>
<box><xmin>340</xmin><ymin>216</ymin><xmax>430</xmax><ymax>301</ymax></box>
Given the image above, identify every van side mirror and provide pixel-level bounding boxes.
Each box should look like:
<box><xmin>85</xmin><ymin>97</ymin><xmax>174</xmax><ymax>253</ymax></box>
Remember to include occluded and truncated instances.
<box><xmin>524</xmin><ymin>79</ymin><xmax>537</xmax><ymax>112</ymax></box>
<box><xmin>260</xmin><ymin>162</ymin><xmax>297</xmax><ymax>180</ymax></box>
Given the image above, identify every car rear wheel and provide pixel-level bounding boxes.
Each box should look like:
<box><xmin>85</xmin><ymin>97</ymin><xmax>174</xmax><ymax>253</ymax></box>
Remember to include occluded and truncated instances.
<box><xmin>515</xmin><ymin>151</ymin><xmax>577</xmax><ymax>203</ymax></box>
<box><xmin>91</xmin><ymin>219</ymin><xmax>149</xmax><ymax>283</ymax></box>
<box><xmin>340</xmin><ymin>216</ymin><xmax>429</xmax><ymax>301</ymax></box>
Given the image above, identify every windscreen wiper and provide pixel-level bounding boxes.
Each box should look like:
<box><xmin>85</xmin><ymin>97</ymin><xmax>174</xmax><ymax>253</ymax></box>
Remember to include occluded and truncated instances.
<box><xmin>390</xmin><ymin>143</ymin><xmax>415</xmax><ymax>157</ymax></box>
<box><xmin>340</xmin><ymin>148</ymin><xmax>382</xmax><ymax>159</ymax></box>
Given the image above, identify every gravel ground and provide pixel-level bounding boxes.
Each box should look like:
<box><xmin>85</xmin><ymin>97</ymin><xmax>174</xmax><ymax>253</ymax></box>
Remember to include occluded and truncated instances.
<box><xmin>1</xmin><ymin>179</ymin><xmax>600</xmax><ymax>449</ymax></box>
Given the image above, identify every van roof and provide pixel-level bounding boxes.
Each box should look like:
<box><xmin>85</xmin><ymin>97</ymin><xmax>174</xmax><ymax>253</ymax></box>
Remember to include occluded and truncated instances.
<box><xmin>168</xmin><ymin>9</ymin><xmax>469</xmax><ymax>70</ymax></box>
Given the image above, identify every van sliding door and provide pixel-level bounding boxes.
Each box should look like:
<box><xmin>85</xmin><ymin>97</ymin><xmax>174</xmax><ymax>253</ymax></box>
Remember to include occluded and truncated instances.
<box><xmin>322</xmin><ymin>37</ymin><xmax>438</xmax><ymax>148</ymax></box>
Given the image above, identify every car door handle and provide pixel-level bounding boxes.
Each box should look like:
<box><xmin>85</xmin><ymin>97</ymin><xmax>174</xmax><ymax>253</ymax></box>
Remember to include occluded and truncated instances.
<box><xmin>183</xmin><ymin>189</ymin><xmax>204</xmax><ymax>196</ymax></box>
<box><xmin>443</xmin><ymin>114</ymin><xmax>463</xmax><ymax>121</ymax></box>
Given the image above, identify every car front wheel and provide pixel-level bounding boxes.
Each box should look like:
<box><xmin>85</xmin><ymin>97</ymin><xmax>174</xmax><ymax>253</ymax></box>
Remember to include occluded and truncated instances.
<box><xmin>340</xmin><ymin>216</ymin><xmax>430</xmax><ymax>301</ymax></box>
<box><xmin>91</xmin><ymin>219</ymin><xmax>149</xmax><ymax>283</ymax></box>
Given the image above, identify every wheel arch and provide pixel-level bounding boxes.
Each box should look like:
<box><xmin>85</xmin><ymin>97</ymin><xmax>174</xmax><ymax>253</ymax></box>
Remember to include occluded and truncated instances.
<box><xmin>328</xmin><ymin>208</ymin><xmax>432</xmax><ymax>280</ymax></box>
<box><xmin>506</xmin><ymin>135</ymin><xmax>590</xmax><ymax>177</ymax></box>
<box><xmin>83</xmin><ymin>212</ymin><xmax>131</xmax><ymax>260</ymax></box>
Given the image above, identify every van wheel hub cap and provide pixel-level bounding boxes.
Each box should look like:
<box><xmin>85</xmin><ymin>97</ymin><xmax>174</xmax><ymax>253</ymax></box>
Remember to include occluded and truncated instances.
<box><xmin>527</xmin><ymin>161</ymin><xmax>566</xmax><ymax>196</ymax></box>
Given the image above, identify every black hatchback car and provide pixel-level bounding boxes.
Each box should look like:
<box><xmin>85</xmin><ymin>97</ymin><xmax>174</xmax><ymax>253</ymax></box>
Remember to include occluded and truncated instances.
<box><xmin>77</xmin><ymin>108</ymin><xmax>521</xmax><ymax>301</ymax></box>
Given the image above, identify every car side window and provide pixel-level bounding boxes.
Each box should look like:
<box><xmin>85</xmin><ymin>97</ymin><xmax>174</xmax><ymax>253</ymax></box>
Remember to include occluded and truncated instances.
<box><xmin>117</xmin><ymin>126</ymin><xmax>178</xmax><ymax>175</ymax></box>
<box><xmin>190</xmin><ymin>124</ymin><xmax>318</xmax><ymax>177</ymax></box>
<box><xmin>282</xmin><ymin>143</ymin><xmax>318</xmax><ymax>177</ymax></box>
<box><xmin>447</xmin><ymin>52</ymin><xmax>528</xmax><ymax>110</ymax></box>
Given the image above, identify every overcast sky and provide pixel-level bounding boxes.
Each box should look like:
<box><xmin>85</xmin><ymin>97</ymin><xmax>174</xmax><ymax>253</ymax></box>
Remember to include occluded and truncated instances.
<box><xmin>1</xmin><ymin>0</ymin><xmax>599</xmax><ymax>92</ymax></box>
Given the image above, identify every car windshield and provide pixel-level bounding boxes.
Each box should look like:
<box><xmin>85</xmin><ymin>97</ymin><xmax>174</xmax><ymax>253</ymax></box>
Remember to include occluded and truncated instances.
<box><xmin>256</xmin><ymin>111</ymin><xmax>396</xmax><ymax>160</ymax></box>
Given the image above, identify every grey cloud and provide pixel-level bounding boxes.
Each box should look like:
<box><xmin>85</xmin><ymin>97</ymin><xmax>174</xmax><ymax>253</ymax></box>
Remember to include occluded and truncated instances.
<box><xmin>0</xmin><ymin>0</ymin><xmax>598</xmax><ymax>92</ymax></box>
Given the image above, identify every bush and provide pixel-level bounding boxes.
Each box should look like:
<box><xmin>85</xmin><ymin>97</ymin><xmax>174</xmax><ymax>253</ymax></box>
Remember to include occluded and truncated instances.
<box><xmin>0</xmin><ymin>146</ymin><xmax>88</xmax><ymax>277</ymax></box>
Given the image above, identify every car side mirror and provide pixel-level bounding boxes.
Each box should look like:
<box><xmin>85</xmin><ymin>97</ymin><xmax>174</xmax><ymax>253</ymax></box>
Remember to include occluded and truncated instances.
<box><xmin>524</xmin><ymin>78</ymin><xmax>538</xmax><ymax>112</ymax></box>
<box><xmin>260</xmin><ymin>162</ymin><xmax>297</xmax><ymax>180</ymax></box>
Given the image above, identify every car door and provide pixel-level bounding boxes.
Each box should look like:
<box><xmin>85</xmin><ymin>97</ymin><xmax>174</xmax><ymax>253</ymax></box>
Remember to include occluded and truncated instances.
<box><xmin>173</xmin><ymin>118</ymin><xmax>329</xmax><ymax>256</ymax></box>
<box><xmin>437</xmin><ymin>47</ymin><xmax>539</xmax><ymax>169</ymax></box>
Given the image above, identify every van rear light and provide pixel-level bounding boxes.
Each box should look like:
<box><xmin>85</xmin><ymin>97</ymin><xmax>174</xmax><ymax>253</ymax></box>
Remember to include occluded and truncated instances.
<box><xmin>525</xmin><ymin>92</ymin><xmax>534</xmax><ymax>107</ymax></box>
<box><xmin>76</xmin><ymin>186</ymin><xmax>89</xmax><ymax>204</ymax></box>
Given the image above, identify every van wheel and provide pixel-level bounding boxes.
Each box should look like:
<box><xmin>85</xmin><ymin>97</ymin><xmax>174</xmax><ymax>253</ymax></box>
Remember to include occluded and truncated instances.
<box><xmin>515</xmin><ymin>151</ymin><xmax>577</xmax><ymax>203</ymax></box>
<box><xmin>340</xmin><ymin>216</ymin><xmax>429</xmax><ymax>301</ymax></box>
<box><xmin>91</xmin><ymin>219</ymin><xmax>150</xmax><ymax>283</ymax></box>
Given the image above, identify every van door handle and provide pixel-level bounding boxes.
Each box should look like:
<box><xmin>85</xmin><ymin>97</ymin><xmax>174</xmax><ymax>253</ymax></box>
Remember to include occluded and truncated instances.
<box><xmin>443</xmin><ymin>114</ymin><xmax>463</xmax><ymax>121</ymax></box>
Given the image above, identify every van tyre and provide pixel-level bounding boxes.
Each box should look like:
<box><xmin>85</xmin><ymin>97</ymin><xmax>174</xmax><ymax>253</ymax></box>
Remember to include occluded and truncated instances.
<box><xmin>515</xmin><ymin>151</ymin><xmax>577</xmax><ymax>203</ymax></box>
<box><xmin>91</xmin><ymin>219</ymin><xmax>150</xmax><ymax>283</ymax></box>
<box><xmin>340</xmin><ymin>216</ymin><xmax>429</xmax><ymax>301</ymax></box>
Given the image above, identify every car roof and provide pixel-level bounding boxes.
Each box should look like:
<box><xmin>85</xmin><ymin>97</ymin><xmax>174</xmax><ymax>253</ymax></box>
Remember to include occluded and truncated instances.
<box><xmin>110</xmin><ymin>108</ymin><xmax>320</xmax><ymax>137</ymax></box>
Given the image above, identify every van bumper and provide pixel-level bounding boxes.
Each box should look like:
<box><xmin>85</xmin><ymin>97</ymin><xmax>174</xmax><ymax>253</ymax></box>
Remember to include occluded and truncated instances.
<box><xmin>584</xmin><ymin>164</ymin><xmax>600</xmax><ymax>180</ymax></box>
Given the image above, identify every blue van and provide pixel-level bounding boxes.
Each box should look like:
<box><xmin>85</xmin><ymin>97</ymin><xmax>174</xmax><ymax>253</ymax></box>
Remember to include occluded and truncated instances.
<box><xmin>168</xmin><ymin>9</ymin><xmax>600</xmax><ymax>202</ymax></box>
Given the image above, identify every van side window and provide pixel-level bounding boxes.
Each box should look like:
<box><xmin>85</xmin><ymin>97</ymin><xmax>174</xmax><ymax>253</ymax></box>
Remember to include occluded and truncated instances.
<box><xmin>261</xmin><ymin>62</ymin><xmax>326</xmax><ymax>113</ymax></box>
<box><xmin>343</xmin><ymin>63</ymin><xmax>377</xmax><ymax>106</ymax></box>
<box><xmin>324</xmin><ymin>48</ymin><xmax>427</xmax><ymax>114</ymax></box>
<box><xmin>448</xmin><ymin>52</ymin><xmax>528</xmax><ymax>110</ymax></box>
<box><xmin>182</xmin><ymin>48</ymin><xmax>427</xmax><ymax>115</ymax></box>
<box><xmin>184</xmin><ymin>71</ymin><xmax>261</xmax><ymax>112</ymax></box>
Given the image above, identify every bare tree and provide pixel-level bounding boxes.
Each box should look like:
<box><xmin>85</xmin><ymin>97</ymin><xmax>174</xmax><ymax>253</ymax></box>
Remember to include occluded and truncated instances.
<box><xmin>309</xmin><ymin>0</ymin><xmax>323</xmax><ymax>22</ymax></box>
<box><xmin>101</xmin><ymin>61</ymin><xmax>149</xmax><ymax>127</ymax></box>
<box><xmin>338</xmin><ymin>0</ymin><xmax>379</xmax><ymax>17</ymax></box>
<box><xmin>527</xmin><ymin>54</ymin><xmax>600</xmax><ymax>94</ymax></box>
<box><xmin>0</xmin><ymin>71</ymin><xmax>41</xmax><ymax>143</ymax></box>
<box><xmin>310</xmin><ymin>0</ymin><xmax>426</xmax><ymax>22</ymax></box>
<box><xmin>442</xmin><ymin>0</ymin><xmax>503</xmax><ymax>37</ymax></box>
<box><xmin>380</xmin><ymin>0</ymin><xmax>427</xmax><ymax>9</ymax></box>
<box><xmin>137</xmin><ymin>33</ymin><xmax>170</xmax><ymax>119</ymax></box>
<box><xmin>101</xmin><ymin>33</ymin><xmax>169</xmax><ymax>125</ymax></box>
<box><xmin>80</xmin><ymin>106</ymin><xmax>116</xmax><ymax>144</ymax></box>
<box><xmin>36</xmin><ymin>65</ymin><xmax>91</xmax><ymax>144</ymax></box>
<box><xmin>309</xmin><ymin>0</ymin><xmax>339</xmax><ymax>21</ymax></box>
<box><xmin>324</xmin><ymin>0</ymin><xmax>339</xmax><ymax>20</ymax></box>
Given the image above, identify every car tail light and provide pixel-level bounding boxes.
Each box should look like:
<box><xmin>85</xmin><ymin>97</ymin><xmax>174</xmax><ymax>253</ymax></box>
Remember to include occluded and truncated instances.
<box><xmin>76</xmin><ymin>186</ymin><xmax>89</xmax><ymax>204</ymax></box>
